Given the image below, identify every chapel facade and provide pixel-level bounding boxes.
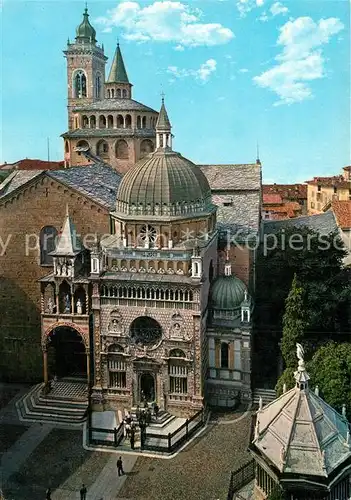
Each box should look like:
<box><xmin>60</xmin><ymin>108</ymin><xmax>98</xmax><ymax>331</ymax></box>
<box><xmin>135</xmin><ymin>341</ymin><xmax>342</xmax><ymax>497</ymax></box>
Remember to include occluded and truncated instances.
<box><xmin>39</xmin><ymin>98</ymin><xmax>254</xmax><ymax>417</ymax></box>
<box><xmin>62</xmin><ymin>7</ymin><xmax>158</xmax><ymax>172</ymax></box>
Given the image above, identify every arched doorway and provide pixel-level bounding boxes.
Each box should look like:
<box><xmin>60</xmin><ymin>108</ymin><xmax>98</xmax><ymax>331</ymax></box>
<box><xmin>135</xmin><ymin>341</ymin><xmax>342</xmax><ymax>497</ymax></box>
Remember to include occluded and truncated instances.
<box><xmin>140</xmin><ymin>373</ymin><xmax>155</xmax><ymax>402</ymax></box>
<box><xmin>47</xmin><ymin>326</ymin><xmax>87</xmax><ymax>380</ymax></box>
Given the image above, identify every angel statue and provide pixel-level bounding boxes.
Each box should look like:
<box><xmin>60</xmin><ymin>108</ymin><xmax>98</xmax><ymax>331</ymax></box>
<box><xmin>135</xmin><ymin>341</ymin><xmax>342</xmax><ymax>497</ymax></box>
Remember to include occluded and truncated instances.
<box><xmin>296</xmin><ymin>343</ymin><xmax>304</xmax><ymax>362</ymax></box>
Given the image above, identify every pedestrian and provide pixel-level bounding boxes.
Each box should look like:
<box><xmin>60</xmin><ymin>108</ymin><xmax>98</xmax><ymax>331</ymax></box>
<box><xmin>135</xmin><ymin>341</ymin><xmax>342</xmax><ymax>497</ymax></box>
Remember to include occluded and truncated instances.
<box><xmin>135</xmin><ymin>404</ymin><xmax>140</xmax><ymax>421</ymax></box>
<box><xmin>80</xmin><ymin>484</ymin><xmax>87</xmax><ymax>500</ymax></box>
<box><xmin>46</xmin><ymin>487</ymin><xmax>52</xmax><ymax>500</ymax></box>
<box><xmin>117</xmin><ymin>456</ymin><xmax>124</xmax><ymax>476</ymax></box>
<box><xmin>146</xmin><ymin>408</ymin><xmax>152</xmax><ymax>426</ymax></box>
<box><xmin>130</xmin><ymin>429</ymin><xmax>135</xmax><ymax>450</ymax></box>
<box><xmin>154</xmin><ymin>403</ymin><xmax>159</xmax><ymax>420</ymax></box>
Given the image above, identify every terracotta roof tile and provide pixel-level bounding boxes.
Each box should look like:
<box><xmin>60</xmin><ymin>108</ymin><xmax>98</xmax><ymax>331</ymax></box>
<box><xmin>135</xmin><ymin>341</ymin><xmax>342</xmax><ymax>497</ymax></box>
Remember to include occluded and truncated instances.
<box><xmin>263</xmin><ymin>193</ymin><xmax>282</xmax><ymax>204</ymax></box>
<box><xmin>331</xmin><ymin>200</ymin><xmax>351</xmax><ymax>229</ymax></box>
<box><xmin>306</xmin><ymin>175</ymin><xmax>350</xmax><ymax>189</ymax></box>
<box><xmin>0</xmin><ymin>159</ymin><xmax>64</xmax><ymax>171</ymax></box>
<box><xmin>263</xmin><ymin>183</ymin><xmax>307</xmax><ymax>200</ymax></box>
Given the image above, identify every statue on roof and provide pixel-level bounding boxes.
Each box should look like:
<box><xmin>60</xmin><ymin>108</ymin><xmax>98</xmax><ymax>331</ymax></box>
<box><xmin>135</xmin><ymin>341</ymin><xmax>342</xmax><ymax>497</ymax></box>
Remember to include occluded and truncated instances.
<box><xmin>296</xmin><ymin>343</ymin><xmax>305</xmax><ymax>362</ymax></box>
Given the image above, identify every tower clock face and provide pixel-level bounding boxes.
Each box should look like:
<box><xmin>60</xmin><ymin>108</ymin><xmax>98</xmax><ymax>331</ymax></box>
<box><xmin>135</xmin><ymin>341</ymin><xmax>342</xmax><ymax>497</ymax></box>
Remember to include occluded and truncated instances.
<box><xmin>140</xmin><ymin>225</ymin><xmax>157</xmax><ymax>243</ymax></box>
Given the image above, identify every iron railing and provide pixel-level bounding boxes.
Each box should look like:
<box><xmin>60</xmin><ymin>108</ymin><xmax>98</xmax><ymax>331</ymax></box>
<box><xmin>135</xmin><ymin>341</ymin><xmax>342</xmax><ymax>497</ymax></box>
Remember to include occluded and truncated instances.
<box><xmin>227</xmin><ymin>459</ymin><xmax>255</xmax><ymax>500</ymax></box>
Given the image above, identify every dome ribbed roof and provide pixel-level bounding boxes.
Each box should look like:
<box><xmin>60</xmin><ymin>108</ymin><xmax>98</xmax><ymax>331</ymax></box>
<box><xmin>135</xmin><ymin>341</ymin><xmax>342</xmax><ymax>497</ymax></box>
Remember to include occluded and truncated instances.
<box><xmin>211</xmin><ymin>275</ymin><xmax>246</xmax><ymax>311</ymax></box>
<box><xmin>76</xmin><ymin>8</ymin><xmax>97</xmax><ymax>43</ymax></box>
<box><xmin>116</xmin><ymin>149</ymin><xmax>212</xmax><ymax>215</ymax></box>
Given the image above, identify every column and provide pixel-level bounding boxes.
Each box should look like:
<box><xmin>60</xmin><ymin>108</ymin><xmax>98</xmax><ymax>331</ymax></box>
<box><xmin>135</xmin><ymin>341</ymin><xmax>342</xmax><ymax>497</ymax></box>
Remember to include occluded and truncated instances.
<box><xmin>70</xmin><ymin>285</ymin><xmax>74</xmax><ymax>314</ymax></box>
<box><xmin>215</xmin><ymin>340</ymin><xmax>220</xmax><ymax>370</ymax></box>
<box><xmin>43</xmin><ymin>349</ymin><xmax>48</xmax><ymax>386</ymax></box>
<box><xmin>55</xmin><ymin>285</ymin><xmax>59</xmax><ymax>313</ymax></box>
<box><xmin>85</xmin><ymin>286</ymin><xmax>89</xmax><ymax>314</ymax></box>
<box><xmin>229</xmin><ymin>342</ymin><xmax>234</xmax><ymax>370</ymax></box>
<box><xmin>86</xmin><ymin>350</ymin><xmax>91</xmax><ymax>387</ymax></box>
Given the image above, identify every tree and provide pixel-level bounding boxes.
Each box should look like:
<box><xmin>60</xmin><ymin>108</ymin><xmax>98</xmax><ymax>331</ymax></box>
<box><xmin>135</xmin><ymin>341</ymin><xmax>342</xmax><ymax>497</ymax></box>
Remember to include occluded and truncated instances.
<box><xmin>275</xmin><ymin>367</ymin><xmax>295</xmax><ymax>396</ymax></box>
<box><xmin>308</xmin><ymin>342</ymin><xmax>351</xmax><ymax>420</ymax></box>
<box><xmin>281</xmin><ymin>274</ymin><xmax>307</xmax><ymax>369</ymax></box>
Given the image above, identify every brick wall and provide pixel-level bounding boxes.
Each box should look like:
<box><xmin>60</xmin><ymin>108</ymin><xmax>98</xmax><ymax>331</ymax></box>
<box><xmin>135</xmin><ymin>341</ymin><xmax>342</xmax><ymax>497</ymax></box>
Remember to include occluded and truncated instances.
<box><xmin>0</xmin><ymin>173</ymin><xmax>111</xmax><ymax>381</ymax></box>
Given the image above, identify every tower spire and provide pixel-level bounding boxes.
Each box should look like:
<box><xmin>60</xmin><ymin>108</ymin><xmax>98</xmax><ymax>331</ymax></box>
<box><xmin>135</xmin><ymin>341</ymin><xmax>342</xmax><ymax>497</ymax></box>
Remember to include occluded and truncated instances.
<box><xmin>156</xmin><ymin>97</ymin><xmax>172</xmax><ymax>149</ymax></box>
<box><xmin>107</xmin><ymin>43</ymin><xmax>129</xmax><ymax>83</ymax></box>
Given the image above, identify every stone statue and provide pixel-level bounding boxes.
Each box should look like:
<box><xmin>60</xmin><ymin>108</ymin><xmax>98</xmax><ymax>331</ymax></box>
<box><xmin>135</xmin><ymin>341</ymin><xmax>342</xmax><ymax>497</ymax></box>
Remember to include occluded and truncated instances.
<box><xmin>296</xmin><ymin>343</ymin><xmax>304</xmax><ymax>362</ymax></box>
<box><xmin>62</xmin><ymin>262</ymin><xmax>67</xmax><ymax>276</ymax></box>
<box><xmin>64</xmin><ymin>294</ymin><xmax>70</xmax><ymax>313</ymax></box>
<box><xmin>47</xmin><ymin>297</ymin><xmax>54</xmax><ymax>314</ymax></box>
<box><xmin>111</xmin><ymin>319</ymin><xmax>119</xmax><ymax>332</ymax></box>
<box><xmin>76</xmin><ymin>298</ymin><xmax>82</xmax><ymax>315</ymax></box>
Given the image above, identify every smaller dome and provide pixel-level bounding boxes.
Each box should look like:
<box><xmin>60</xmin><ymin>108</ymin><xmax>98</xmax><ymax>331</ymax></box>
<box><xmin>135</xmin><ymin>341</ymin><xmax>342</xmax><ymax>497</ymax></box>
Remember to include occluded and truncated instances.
<box><xmin>76</xmin><ymin>8</ymin><xmax>97</xmax><ymax>43</ymax></box>
<box><xmin>211</xmin><ymin>275</ymin><xmax>246</xmax><ymax>312</ymax></box>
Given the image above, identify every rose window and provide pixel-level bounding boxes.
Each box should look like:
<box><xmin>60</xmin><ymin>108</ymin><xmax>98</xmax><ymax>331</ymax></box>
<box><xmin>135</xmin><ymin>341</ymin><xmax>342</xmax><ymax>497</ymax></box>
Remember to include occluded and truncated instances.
<box><xmin>140</xmin><ymin>225</ymin><xmax>157</xmax><ymax>244</ymax></box>
<box><xmin>130</xmin><ymin>316</ymin><xmax>162</xmax><ymax>346</ymax></box>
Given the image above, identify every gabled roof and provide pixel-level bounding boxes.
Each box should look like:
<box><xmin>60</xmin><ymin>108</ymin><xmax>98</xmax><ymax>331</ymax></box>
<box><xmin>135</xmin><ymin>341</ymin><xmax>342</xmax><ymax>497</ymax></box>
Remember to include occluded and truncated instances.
<box><xmin>263</xmin><ymin>193</ymin><xmax>283</xmax><ymax>205</ymax></box>
<box><xmin>253</xmin><ymin>349</ymin><xmax>351</xmax><ymax>478</ymax></box>
<box><xmin>50</xmin><ymin>209</ymin><xmax>83</xmax><ymax>256</ymax></box>
<box><xmin>263</xmin><ymin>211</ymin><xmax>338</xmax><ymax>236</ymax></box>
<box><xmin>0</xmin><ymin>170</ymin><xmax>44</xmax><ymax>199</ymax></box>
<box><xmin>331</xmin><ymin>200</ymin><xmax>351</xmax><ymax>230</ymax></box>
<box><xmin>107</xmin><ymin>43</ymin><xmax>129</xmax><ymax>83</ymax></box>
<box><xmin>48</xmin><ymin>164</ymin><xmax>122</xmax><ymax>210</ymax></box>
<box><xmin>199</xmin><ymin>164</ymin><xmax>261</xmax><ymax>191</ymax></box>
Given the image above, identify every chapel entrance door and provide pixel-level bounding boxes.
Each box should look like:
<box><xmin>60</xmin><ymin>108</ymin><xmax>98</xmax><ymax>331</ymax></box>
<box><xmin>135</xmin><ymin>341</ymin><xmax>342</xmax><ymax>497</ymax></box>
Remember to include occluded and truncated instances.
<box><xmin>47</xmin><ymin>326</ymin><xmax>87</xmax><ymax>380</ymax></box>
<box><xmin>140</xmin><ymin>373</ymin><xmax>155</xmax><ymax>403</ymax></box>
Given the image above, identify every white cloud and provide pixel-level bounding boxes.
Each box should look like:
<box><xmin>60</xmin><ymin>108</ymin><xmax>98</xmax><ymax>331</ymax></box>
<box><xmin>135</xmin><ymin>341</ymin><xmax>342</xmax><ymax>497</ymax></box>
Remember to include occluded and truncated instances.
<box><xmin>167</xmin><ymin>58</ymin><xmax>217</xmax><ymax>82</ymax></box>
<box><xmin>96</xmin><ymin>1</ymin><xmax>234</xmax><ymax>48</ymax></box>
<box><xmin>253</xmin><ymin>17</ymin><xmax>344</xmax><ymax>105</ymax></box>
<box><xmin>239</xmin><ymin>68</ymin><xmax>249</xmax><ymax>73</ymax></box>
<box><xmin>258</xmin><ymin>2</ymin><xmax>288</xmax><ymax>22</ymax></box>
<box><xmin>270</xmin><ymin>2</ymin><xmax>288</xmax><ymax>17</ymax></box>
<box><xmin>237</xmin><ymin>0</ymin><xmax>264</xmax><ymax>16</ymax></box>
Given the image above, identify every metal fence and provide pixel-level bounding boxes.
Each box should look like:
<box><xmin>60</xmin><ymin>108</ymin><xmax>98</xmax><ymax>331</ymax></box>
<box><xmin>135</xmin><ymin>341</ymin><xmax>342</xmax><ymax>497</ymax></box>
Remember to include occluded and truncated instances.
<box><xmin>227</xmin><ymin>459</ymin><xmax>255</xmax><ymax>500</ymax></box>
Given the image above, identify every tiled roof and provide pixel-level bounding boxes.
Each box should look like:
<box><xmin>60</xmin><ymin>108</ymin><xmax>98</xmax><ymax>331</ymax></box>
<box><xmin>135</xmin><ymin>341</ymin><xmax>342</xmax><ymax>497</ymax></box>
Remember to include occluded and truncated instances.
<box><xmin>253</xmin><ymin>383</ymin><xmax>351</xmax><ymax>477</ymax></box>
<box><xmin>49</xmin><ymin>164</ymin><xmax>122</xmax><ymax>210</ymax></box>
<box><xmin>263</xmin><ymin>183</ymin><xmax>307</xmax><ymax>200</ymax></box>
<box><xmin>62</xmin><ymin>128</ymin><xmax>155</xmax><ymax>138</ymax></box>
<box><xmin>306</xmin><ymin>175</ymin><xmax>350</xmax><ymax>189</ymax></box>
<box><xmin>0</xmin><ymin>170</ymin><xmax>44</xmax><ymax>199</ymax></box>
<box><xmin>263</xmin><ymin>193</ymin><xmax>282</xmax><ymax>205</ymax></box>
<box><xmin>265</xmin><ymin>202</ymin><xmax>301</xmax><ymax>218</ymax></box>
<box><xmin>263</xmin><ymin>211</ymin><xmax>338</xmax><ymax>236</ymax></box>
<box><xmin>331</xmin><ymin>200</ymin><xmax>351</xmax><ymax>229</ymax></box>
<box><xmin>0</xmin><ymin>159</ymin><xmax>64</xmax><ymax>171</ymax></box>
<box><xmin>199</xmin><ymin>164</ymin><xmax>261</xmax><ymax>191</ymax></box>
<box><xmin>216</xmin><ymin>192</ymin><xmax>261</xmax><ymax>237</ymax></box>
<box><xmin>73</xmin><ymin>98</ymin><xmax>157</xmax><ymax>113</ymax></box>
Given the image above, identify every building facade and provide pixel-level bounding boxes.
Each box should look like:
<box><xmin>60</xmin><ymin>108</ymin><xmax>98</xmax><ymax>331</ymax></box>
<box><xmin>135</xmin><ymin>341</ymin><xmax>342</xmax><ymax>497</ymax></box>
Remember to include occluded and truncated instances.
<box><xmin>306</xmin><ymin>166</ymin><xmax>351</xmax><ymax>215</ymax></box>
<box><xmin>62</xmin><ymin>8</ymin><xmax>158</xmax><ymax>172</ymax></box>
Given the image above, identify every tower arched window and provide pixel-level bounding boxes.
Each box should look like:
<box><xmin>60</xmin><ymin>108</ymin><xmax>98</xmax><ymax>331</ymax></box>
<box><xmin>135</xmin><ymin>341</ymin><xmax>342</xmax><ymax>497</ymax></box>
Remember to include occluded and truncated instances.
<box><xmin>117</xmin><ymin>89</ymin><xmax>121</xmax><ymax>98</ymax></box>
<box><xmin>74</xmin><ymin>70</ymin><xmax>87</xmax><ymax>98</ymax></box>
<box><xmin>122</xmin><ymin>89</ymin><xmax>127</xmax><ymax>98</ymax></box>
<box><xmin>40</xmin><ymin>226</ymin><xmax>58</xmax><ymax>265</ymax></box>
<box><xmin>95</xmin><ymin>74</ymin><xmax>101</xmax><ymax>99</ymax></box>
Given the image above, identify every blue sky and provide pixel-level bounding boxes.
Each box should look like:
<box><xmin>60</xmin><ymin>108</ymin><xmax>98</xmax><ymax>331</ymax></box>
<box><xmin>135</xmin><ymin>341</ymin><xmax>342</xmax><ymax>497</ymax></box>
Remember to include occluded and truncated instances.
<box><xmin>2</xmin><ymin>0</ymin><xmax>350</xmax><ymax>182</ymax></box>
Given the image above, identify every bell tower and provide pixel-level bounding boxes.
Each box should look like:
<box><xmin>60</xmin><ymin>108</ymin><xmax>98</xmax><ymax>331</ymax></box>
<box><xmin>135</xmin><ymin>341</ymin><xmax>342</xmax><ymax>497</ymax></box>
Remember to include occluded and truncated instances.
<box><xmin>63</xmin><ymin>7</ymin><xmax>107</xmax><ymax>131</ymax></box>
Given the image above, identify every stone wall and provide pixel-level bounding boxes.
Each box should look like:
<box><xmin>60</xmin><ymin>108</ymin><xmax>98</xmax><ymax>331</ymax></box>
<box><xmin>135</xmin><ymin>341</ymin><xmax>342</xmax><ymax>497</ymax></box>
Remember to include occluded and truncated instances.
<box><xmin>0</xmin><ymin>173</ymin><xmax>110</xmax><ymax>381</ymax></box>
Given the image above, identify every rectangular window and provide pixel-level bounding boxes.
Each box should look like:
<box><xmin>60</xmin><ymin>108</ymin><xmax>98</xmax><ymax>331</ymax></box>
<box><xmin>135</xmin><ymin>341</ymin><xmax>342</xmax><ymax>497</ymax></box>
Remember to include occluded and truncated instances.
<box><xmin>109</xmin><ymin>371</ymin><xmax>126</xmax><ymax>388</ymax></box>
<box><xmin>317</xmin><ymin>185</ymin><xmax>321</xmax><ymax>192</ymax></box>
<box><xmin>169</xmin><ymin>364</ymin><xmax>188</xmax><ymax>394</ymax></box>
<box><xmin>234</xmin><ymin>340</ymin><xmax>242</xmax><ymax>371</ymax></box>
<box><xmin>223</xmin><ymin>201</ymin><xmax>233</xmax><ymax>207</ymax></box>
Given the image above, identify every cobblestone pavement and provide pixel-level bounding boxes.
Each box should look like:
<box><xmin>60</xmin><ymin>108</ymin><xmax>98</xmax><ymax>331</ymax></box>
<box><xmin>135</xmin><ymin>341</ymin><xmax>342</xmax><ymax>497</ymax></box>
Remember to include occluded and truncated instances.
<box><xmin>1</xmin><ymin>384</ymin><xmax>253</xmax><ymax>500</ymax></box>
<box><xmin>119</xmin><ymin>410</ymin><xmax>253</xmax><ymax>500</ymax></box>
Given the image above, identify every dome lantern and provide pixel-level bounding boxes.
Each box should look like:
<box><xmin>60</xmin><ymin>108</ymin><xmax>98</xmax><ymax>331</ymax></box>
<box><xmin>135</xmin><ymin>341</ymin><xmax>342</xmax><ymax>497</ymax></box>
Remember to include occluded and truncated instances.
<box><xmin>75</xmin><ymin>7</ymin><xmax>97</xmax><ymax>44</ymax></box>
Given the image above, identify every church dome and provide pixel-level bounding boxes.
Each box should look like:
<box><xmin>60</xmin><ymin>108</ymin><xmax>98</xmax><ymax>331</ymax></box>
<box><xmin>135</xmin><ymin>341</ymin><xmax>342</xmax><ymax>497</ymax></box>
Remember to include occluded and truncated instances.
<box><xmin>211</xmin><ymin>274</ymin><xmax>246</xmax><ymax>313</ymax></box>
<box><xmin>76</xmin><ymin>8</ymin><xmax>97</xmax><ymax>43</ymax></box>
<box><xmin>115</xmin><ymin>148</ymin><xmax>212</xmax><ymax>217</ymax></box>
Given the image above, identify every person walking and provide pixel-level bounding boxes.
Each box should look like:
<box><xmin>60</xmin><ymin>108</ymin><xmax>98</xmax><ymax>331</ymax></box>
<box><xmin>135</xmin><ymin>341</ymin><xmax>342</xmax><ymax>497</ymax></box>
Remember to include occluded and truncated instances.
<box><xmin>45</xmin><ymin>487</ymin><xmax>52</xmax><ymax>500</ymax></box>
<box><xmin>117</xmin><ymin>456</ymin><xmax>124</xmax><ymax>476</ymax></box>
<box><xmin>153</xmin><ymin>403</ymin><xmax>159</xmax><ymax>420</ymax></box>
<box><xmin>80</xmin><ymin>484</ymin><xmax>87</xmax><ymax>500</ymax></box>
<box><xmin>130</xmin><ymin>426</ymin><xmax>135</xmax><ymax>450</ymax></box>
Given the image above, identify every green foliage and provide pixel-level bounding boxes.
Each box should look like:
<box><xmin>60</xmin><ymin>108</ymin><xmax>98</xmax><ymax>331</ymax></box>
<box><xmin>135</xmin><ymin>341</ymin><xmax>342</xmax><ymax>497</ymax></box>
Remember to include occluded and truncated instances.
<box><xmin>276</xmin><ymin>367</ymin><xmax>295</xmax><ymax>396</ymax></box>
<box><xmin>308</xmin><ymin>342</ymin><xmax>351</xmax><ymax>420</ymax></box>
<box><xmin>255</xmin><ymin>226</ymin><xmax>350</xmax><ymax>337</ymax></box>
<box><xmin>281</xmin><ymin>274</ymin><xmax>307</xmax><ymax>368</ymax></box>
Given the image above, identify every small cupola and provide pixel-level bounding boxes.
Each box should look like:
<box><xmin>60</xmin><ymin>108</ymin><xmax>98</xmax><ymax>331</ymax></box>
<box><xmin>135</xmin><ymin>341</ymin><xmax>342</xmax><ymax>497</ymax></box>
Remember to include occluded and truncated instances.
<box><xmin>156</xmin><ymin>96</ymin><xmax>172</xmax><ymax>149</ymax></box>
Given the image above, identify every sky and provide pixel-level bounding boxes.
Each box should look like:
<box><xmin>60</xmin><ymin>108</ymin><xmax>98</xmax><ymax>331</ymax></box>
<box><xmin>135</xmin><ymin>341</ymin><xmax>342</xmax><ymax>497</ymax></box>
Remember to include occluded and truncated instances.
<box><xmin>1</xmin><ymin>0</ymin><xmax>350</xmax><ymax>183</ymax></box>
